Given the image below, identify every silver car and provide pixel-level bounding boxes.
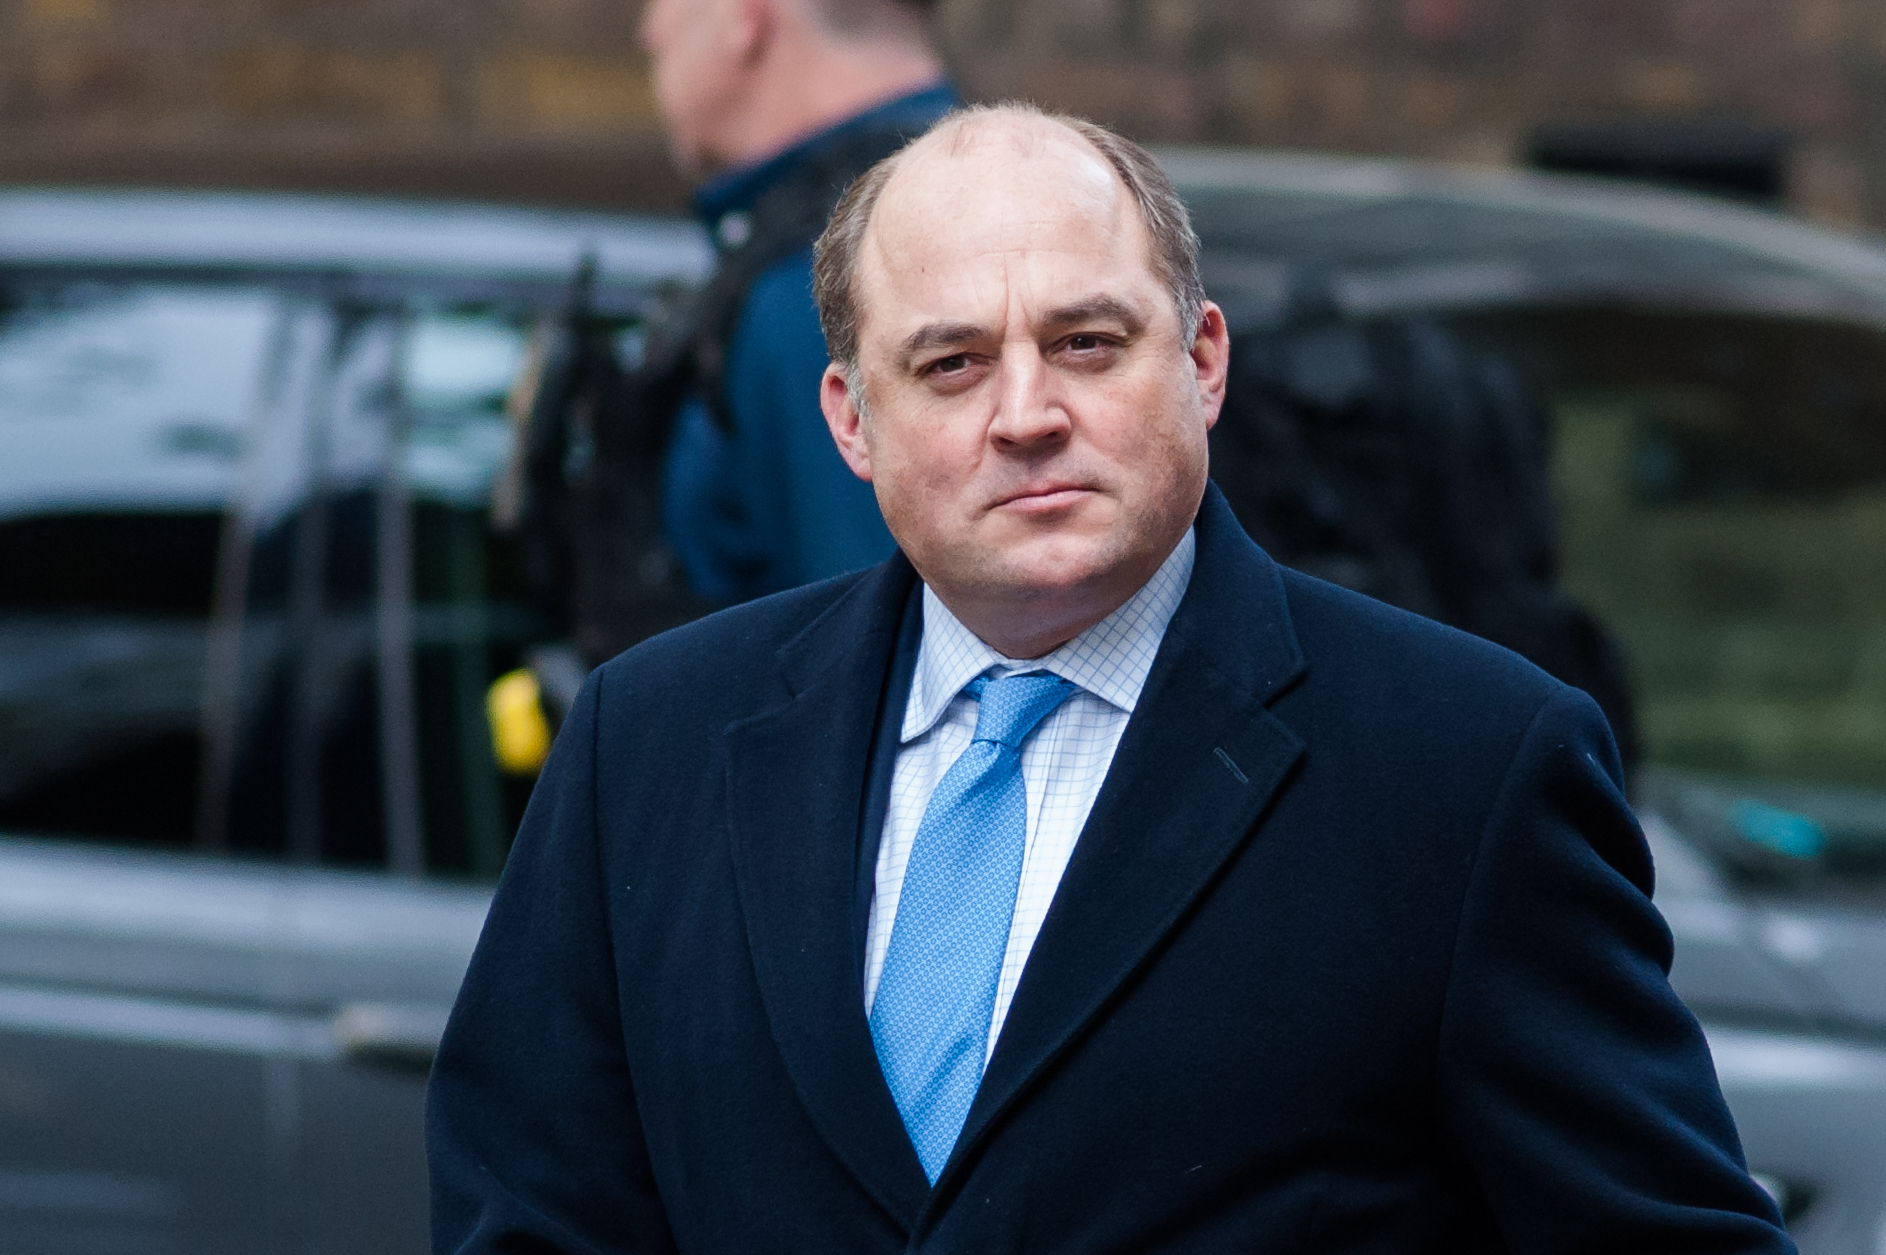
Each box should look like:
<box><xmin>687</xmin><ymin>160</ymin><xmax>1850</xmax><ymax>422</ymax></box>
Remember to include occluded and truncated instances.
<box><xmin>2</xmin><ymin>159</ymin><xmax>1885</xmax><ymax>1252</ymax></box>
<box><xmin>0</xmin><ymin>192</ymin><xmax>706</xmax><ymax>1254</ymax></box>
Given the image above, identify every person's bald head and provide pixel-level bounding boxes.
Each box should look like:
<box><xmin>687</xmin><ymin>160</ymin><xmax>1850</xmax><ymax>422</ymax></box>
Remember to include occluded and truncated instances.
<box><xmin>814</xmin><ymin>105</ymin><xmax>1205</xmax><ymax>374</ymax></box>
<box><xmin>639</xmin><ymin>0</ymin><xmax>943</xmax><ymax>176</ymax></box>
<box><xmin>813</xmin><ymin>105</ymin><xmax>1228</xmax><ymax>660</ymax></box>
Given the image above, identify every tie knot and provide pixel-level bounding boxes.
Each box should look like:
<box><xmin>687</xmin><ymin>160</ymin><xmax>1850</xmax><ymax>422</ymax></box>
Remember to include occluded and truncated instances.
<box><xmin>965</xmin><ymin>671</ymin><xmax>1077</xmax><ymax>751</ymax></box>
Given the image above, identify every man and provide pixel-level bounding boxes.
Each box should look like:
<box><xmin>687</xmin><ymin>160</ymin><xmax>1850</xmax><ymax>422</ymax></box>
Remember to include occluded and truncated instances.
<box><xmin>430</xmin><ymin>107</ymin><xmax>1793</xmax><ymax>1252</ymax></box>
<box><xmin>641</xmin><ymin>0</ymin><xmax>955</xmax><ymax>603</ymax></box>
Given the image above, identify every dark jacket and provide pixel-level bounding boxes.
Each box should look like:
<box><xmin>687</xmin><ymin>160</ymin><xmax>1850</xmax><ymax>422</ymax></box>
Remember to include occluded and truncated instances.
<box><xmin>428</xmin><ymin>485</ymin><xmax>1792</xmax><ymax>1254</ymax></box>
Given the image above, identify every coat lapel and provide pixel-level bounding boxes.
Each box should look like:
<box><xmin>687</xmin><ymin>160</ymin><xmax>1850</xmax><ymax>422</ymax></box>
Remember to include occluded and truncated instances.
<box><xmin>724</xmin><ymin>558</ymin><xmax>932</xmax><ymax>1227</ymax></box>
<box><xmin>936</xmin><ymin>487</ymin><xmax>1309</xmax><ymax>1198</ymax></box>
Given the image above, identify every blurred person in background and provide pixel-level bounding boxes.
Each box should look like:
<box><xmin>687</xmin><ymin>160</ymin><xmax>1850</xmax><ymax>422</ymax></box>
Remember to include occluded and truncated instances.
<box><xmin>641</xmin><ymin>0</ymin><xmax>957</xmax><ymax>602</ymax></box>
<box><xmin>491</xmin><ymin>0</ymin><xmax>953</xmax><ymax>823</ymax></box>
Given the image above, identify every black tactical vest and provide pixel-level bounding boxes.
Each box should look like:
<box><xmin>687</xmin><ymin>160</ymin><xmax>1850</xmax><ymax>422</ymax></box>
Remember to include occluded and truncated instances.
<box><xmin>516</xmin><ymin>122</ymin><xmax>928</xmax><ymax>667</ymax></box>
<box><xmin>1210</xmin><ymin>267</ymin><xmax>1641</xmax><ymax>768</ymax></box>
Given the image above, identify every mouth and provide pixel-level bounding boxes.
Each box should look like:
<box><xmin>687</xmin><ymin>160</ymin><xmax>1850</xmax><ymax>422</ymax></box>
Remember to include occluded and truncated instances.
<box><xmin>992</xmin><ymin>484</ymin><xmax>1095</xmax><ymax>514</ymax></box>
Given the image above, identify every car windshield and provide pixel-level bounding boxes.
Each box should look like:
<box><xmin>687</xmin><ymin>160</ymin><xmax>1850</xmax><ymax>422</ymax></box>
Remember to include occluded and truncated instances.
<box><xmin>0</xmin><ymin>279</ymin><xmax>548</xmax><ymax>877</ymax></box>
<box><xmin>1453</xmin><ymin>307</ymin><xmax>1886</xmax><ymax>897</ymax></box>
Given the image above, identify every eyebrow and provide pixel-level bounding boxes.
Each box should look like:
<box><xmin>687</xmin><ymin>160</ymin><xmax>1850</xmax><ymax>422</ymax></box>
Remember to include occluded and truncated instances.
<box><xmin>897</xmin><ymin>321</ymin><xmax>986</xmax><ymax>366</ymax></box>
<box><xmin>1038</xmin><ymin>295</ymin><xmax>1147</xmax><ymax>337</ymax></box>
<box><xmin>894</xmin><ymin>295</ymin><xmax>1149</xmax><ymax>369</ymax></box>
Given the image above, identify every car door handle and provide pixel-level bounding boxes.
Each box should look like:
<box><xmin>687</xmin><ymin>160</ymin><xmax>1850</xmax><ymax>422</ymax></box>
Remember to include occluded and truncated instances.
<box><xmin>331</xmin><ymin>1002</ymin><xmax>452</xmax><ymax>1074</ymax></box>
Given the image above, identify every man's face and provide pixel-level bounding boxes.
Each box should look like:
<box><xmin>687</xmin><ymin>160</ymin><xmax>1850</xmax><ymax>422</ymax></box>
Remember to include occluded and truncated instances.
<box><xmin>639</xmin><ymin>0</ymin><xmax>750</xmax><ymax>174</ymax></box>
<box><xmin>823</xmin><ymin>118</ymin><xmax>1228</xmax><ymax>652</ymax></box>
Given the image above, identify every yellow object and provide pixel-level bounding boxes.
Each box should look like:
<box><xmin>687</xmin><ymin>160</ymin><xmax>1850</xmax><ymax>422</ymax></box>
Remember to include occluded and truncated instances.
<box><xmin>487</xmin><ymin>669</ymin><xmax>552</xmax><ymax>776</ymax></box>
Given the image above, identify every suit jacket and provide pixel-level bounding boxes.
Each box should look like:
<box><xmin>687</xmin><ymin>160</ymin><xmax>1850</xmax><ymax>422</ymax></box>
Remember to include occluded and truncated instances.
<box><xmin>428</xmin><ymin>486</ymin><xmax>1793</xmax><ymax>1254</ymax></box>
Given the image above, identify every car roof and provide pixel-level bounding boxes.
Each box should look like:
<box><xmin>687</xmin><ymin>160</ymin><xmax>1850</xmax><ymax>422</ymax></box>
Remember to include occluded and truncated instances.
<box><xmin>1156</xmin><ymin>146</ymin><xmax>1886</xmax><ymax>327</ymax></box>
<box><xmin>0</xmin><ymin>188</ymin><xmax>723</xmax><ymax>523</ymax></box>
<box><xmin>9</xmin><ymin>167</ymin><xmax>1886</xmax><ymax>325</ymax></box>
<box><xmin>0</xmin><ymin>186</ymin><xmax>715</xmax><ymax>296</ymax></box>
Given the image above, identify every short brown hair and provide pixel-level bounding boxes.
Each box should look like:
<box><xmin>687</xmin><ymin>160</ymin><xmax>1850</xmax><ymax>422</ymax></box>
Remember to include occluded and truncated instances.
<box><xmin>812</xmin><ymin>104</ymin><xmax>1205</xmax><ymax>370</ymax></box>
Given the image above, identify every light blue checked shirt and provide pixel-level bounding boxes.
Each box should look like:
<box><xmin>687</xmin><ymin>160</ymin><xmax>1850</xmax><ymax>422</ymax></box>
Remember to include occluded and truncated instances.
<box><xmin>863</xmin><ymin>528</ymin><xmax>1197</xmax><ymax>1060</ymax></box>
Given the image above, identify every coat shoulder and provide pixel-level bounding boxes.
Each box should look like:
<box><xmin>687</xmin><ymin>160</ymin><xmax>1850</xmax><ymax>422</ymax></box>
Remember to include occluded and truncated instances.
<box><xmin>594</xmin><ymin>566</ymin><xmax>874</xmax><ymax>706</ymax></box>
<box><xmin>1266</xmin><ymin>564</ymin><xmax>1632</xmax><ymax>882</ymax></box>
<box><xmin>1277</xmin><ymin>565</ymin><xmax>1572</xmax><ymax>727</ymax></box>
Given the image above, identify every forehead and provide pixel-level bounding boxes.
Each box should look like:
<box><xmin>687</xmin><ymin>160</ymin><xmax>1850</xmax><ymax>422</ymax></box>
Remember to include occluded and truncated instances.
<box><xmin>855</xmin><ymin>119</ymin><xmax>1161</xmax><ymax>326</ymax></box>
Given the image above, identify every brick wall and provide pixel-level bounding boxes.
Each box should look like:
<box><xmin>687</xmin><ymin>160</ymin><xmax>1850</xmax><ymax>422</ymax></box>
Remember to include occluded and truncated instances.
<box><xmin>949</xmin><ymin>0</ymin><xmax>1886</xmax><ymax>226</ymax></box>
<box><xmin>0</xmin><ymin>0</ymin><xmax>689</xmax><ymax>207</ymax></box>
<box><xmin>3</xmin><ymin>0</ymin><xmax>1884</xmax><ymax>226</ymax></box>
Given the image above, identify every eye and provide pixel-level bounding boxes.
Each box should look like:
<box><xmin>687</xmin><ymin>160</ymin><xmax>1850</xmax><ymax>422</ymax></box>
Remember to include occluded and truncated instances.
<box><xmin>926</xmin><ymin>353</ymin><xmax>971</xmax><ymax>376</ymax></box>
<box><xmin>1058</xmin><ymin>332</ymin><xmax>1124</xmax><ymax>365</ymax></box>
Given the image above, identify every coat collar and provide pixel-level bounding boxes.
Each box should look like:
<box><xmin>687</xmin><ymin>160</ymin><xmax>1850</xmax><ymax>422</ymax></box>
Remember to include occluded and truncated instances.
<box><xmin>727</xmin><ymin>485</ymin><xmax>1308</xmax><ymax>1231</ymax></box>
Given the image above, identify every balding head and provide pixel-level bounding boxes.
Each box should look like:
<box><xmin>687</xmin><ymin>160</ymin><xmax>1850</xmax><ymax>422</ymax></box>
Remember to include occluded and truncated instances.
<box><xmin>815</xmin><ymin>105</ymin><xmax>1205</xmax><ymax>372</ymax></box>
<box><xmin>813</xmin><ymin>105</ymin><xmax>1229</xmax><ymax>660</ymax></box>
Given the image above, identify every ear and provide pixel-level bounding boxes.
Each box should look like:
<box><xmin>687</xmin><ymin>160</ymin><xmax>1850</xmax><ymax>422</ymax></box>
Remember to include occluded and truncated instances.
<box><xmin>821</xmin><ymin>362</ymin><xmax>875</xmax><ymax>481</ymax></box>
<box><xmin>1190</xmin><ymin>301</ymin><xmax>1231</xmax><ymax>430</ymax></box>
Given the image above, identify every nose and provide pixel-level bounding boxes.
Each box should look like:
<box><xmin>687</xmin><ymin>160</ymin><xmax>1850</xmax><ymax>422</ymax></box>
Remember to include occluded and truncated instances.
<box><xmin>987</xmin><ymin>344</ymin><xmax>1071</xmax><ymax>452</ymax></box>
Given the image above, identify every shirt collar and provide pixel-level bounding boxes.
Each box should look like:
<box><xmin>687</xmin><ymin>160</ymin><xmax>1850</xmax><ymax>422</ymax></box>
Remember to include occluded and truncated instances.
<box><xmin>691</xmin><ymin>80</ymin><xmax>959</xmax><ymax>229</ymax></box>
<box><xmin>904</xmin><ymin>528</ymin><xmax>1197</xmax><ymax>742</ymax></box>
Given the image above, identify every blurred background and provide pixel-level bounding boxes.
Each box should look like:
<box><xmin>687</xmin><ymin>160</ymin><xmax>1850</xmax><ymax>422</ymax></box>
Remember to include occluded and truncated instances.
<box><xmin>0</xmin><ymin>0</ymin><xmax>1878</xmax><ymax>224</ymax></box>
<box><xmin>8</xmin><ymin>2</ymin><xmax>1886</xmax><ymax>1253</ymax></box>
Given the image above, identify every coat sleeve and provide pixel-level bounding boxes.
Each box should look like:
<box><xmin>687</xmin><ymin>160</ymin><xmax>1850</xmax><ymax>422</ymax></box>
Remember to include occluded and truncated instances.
<box><xmin>427</xmin><ymin>672</ymin><xmax>678</xmax><ymax>1254</ymax></box>
<box><xmin>1438</xmin><ymin>685</ymin><xmax>1795</xmax><ymax>1254</ymax></box>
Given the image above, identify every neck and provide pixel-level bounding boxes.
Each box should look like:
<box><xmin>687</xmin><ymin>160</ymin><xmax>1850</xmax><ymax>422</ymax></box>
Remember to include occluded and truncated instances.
<box><xmin>977</xmin><ymin>615</ymin><xmax>1102</xmax><ymax>664</ymax></box>
<box><xmin>706</xmin><ymin>39</ymin><xmax>944</xmax><ymax>172</ymax></box>
<box><xmin>936</xmin><ymin>550</ymin><xmax>1177</xmax><ymax>663</ymax></box>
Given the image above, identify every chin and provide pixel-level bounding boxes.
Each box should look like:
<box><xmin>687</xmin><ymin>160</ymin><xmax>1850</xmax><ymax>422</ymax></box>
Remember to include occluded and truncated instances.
<box><xmin>991</xmin><ymin>535</ymin><xmax>1125</xmax><ymax>600</ymax></box>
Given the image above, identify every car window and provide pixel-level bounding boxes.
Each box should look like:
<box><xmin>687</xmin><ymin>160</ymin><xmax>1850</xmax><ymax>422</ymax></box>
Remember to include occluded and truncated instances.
<box><xmin>399</xmin><ymin>308</ymin><xmax>542</xmax><ymax>880</ymax></box>
<box><xmin>0</xmin><ymin>280</ymin><xmax>558</xmax><ymax>880</ymax></box>
<box><xmin>1454</xmin><ymin>308</ymin><xmax>1886</xmax><ymax>893</ymax></box>
<box><xmin>0</xmin><ymin>284</ymin><xmax>271</xmax><ymax>843</ymax></box>
<box><xmin>403</xmin><ymin>313</ymin><xmax>530</xmax><ymax>505</ymax></box>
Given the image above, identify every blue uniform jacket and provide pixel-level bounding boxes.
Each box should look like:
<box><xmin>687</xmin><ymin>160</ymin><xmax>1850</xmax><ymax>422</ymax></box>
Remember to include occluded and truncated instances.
<box><xmin>661</xmin><ymin>84</ymin><xmax>959</xmax><ymax>603</ymax></box>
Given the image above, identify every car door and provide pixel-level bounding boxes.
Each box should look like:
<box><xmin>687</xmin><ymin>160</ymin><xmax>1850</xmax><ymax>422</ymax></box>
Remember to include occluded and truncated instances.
<box><xmin>0</xmin><ymin>278</ymin><xmax>305</xmax><ymax>1253</ymax></box>
<box><xmin>0</xmin><ymin>832</ymin><xmax>492</xmax><ymax>1255</ymax></box>
<box><xmin>0</xmin><ymin>276</ymin><xmax>528</xmax><ymax>1253</ymax></box>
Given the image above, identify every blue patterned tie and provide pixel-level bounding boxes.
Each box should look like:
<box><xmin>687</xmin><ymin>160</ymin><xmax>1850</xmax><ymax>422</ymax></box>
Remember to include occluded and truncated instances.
<box><xmin>870</xmin><ymin>670</ymin><xmax>1078</xmax><ymax>1181</ymax></box>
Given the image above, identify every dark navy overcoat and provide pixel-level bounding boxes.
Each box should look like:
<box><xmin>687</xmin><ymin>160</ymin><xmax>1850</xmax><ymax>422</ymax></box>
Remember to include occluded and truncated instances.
<box><xmin>428</xmin><ymin>486</ymin><xmax>1792</xmax><ymax>1254</ymax></box>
